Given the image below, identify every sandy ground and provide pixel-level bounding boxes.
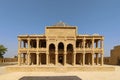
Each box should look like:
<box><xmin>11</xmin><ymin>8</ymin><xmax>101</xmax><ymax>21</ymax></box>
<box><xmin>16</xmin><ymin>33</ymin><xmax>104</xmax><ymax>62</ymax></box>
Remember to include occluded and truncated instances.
<box><xmin>0</xmin><ymin>65</ymin><xmax>120</xmax><ymax>80</ymax></box>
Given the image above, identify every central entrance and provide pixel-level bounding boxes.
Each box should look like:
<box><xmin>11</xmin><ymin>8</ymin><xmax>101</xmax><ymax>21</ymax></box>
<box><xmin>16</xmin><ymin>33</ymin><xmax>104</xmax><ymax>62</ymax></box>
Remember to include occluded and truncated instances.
<box><xmin>58</xmin><ymin>42</ymin><xmax>64</xmax><ymax>65</ymax></box>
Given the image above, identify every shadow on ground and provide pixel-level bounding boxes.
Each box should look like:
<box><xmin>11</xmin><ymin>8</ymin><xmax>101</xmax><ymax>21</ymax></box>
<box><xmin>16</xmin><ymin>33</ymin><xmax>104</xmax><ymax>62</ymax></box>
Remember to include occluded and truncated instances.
<box><xmin>19</xmin><ymin>76</ymin><xmax>82</xmax><ymax>80</ymax></box>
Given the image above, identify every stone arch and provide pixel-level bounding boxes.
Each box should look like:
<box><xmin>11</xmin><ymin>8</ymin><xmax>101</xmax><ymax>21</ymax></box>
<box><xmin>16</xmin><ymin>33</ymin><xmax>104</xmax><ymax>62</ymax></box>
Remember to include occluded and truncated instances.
<box><xmin>58</xmin><ymin>42</ymin><xmax>64</xmax><ymax>64</ymax></box>
<box><xmin>58</xmin><ymin>42</ymin><xmax>64</xmax><ymax>52</ymax></box>
<box><xmin>67</xmin><ymin>43</ymin><xmax>73</xmax><ymax>65</ymax></box>
<box><xmin>49</xmin><ymin>43</ymin><xmax>55</xmax><ymax>65</ymax></box>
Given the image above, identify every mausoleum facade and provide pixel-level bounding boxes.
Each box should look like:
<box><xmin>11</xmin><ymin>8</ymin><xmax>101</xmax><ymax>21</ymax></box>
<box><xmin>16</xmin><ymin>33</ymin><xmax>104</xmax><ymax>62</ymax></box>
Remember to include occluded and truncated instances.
<box><xmin>18</xmin><ymin>22</ymin><xmax>104</xmax><ymax>66</ymax></box>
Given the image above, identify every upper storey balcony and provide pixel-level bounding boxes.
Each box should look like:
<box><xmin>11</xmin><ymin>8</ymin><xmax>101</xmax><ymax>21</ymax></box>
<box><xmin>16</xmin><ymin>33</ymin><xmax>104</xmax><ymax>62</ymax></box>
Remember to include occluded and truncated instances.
<box><xmin>76</xmin><ymin>35</ymin><xmax>104</xmax><ymax>53</ymax></box>
<box><xmin>18</xmin><ymin>34</ymin><xmax>47</xmax><ymax>53</ymax></box>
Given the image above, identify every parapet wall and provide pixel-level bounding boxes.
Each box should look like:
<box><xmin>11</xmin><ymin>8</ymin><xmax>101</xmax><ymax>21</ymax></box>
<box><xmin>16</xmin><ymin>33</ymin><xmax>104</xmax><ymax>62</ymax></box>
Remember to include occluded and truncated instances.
<box><xmin>6</xmin><ymin>66</ymin><xmax>115</xmax><ymax>72</ymax></box>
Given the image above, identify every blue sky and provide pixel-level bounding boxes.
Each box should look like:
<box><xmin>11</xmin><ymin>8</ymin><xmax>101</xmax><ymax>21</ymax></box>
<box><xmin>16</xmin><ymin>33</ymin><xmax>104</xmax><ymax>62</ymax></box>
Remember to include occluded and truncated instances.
<box><xmin>0</xmin><ymin>0</ymin><xmax>120</xmax><ymax>57</ymax></box>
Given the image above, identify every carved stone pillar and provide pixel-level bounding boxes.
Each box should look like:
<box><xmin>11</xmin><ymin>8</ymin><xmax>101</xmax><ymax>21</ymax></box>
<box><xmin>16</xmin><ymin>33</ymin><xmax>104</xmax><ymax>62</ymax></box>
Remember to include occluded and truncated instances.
<box><xmin>101</xmin><ymin>53</ymin><xmax>103</xmax><ymax>66</ymax></box>
<box><xmin>27</xmin><ymin>53</ymin><xmax>30</xmax><ymax>65</ymax></box>
<box><xmin>37</xmin><ymin>53</ymin><xmax>39</xmax><ymax>65</ymax></box>
<box><xmin>28</xmin><ymin>38</ymin><xmax>30</xmax><ymax>48</ymax></box>
<box><xmin>18</xmin><ymin>39</ymin><xmax>21</xmax><ymax>49</ymax></box>
<box><xmin>46</xmin><ymin>53</ymin><xmax>49</xmax><ymax>65</ymax></box>
<box><xmin>64</xmin><ymin>54</ymin><xmax>66</xmax><ymax>66</ymax></box>
<box><xmin>55</xmin><ymin>54</ymin><xmax>58</xmax><ymax>65</ymax></box>
<box><xmin>82</xmin><ymin>54</ymin><xmax>85</xmax><ymax>66</ymax></box>
<box><xmin>73</xmin><ymin>54</ymin><xmax>76</xmax><ymax>66</ymax></box>
<box><xmin>18</xmin><ymin>54</ymin><xmax>20</xmax><ymax>65</ymax></box>
<box><xmin>92</xmin><ymin>53</ymin><xmax>94</xmax><ymax>66</ymax></box>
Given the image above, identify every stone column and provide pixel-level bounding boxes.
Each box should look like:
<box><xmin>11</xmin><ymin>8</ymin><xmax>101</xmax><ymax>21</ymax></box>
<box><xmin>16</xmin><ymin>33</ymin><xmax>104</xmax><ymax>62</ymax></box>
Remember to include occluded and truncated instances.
<box><xmin>18</xmin><ymin>39</ymin><xmax>21</xmax><ymax>49</ymax></box>
<box><xmin>28</xmin><ymin>38</ymin><xmax>30</xmax><ymax>48</ymax></box>
<box><xmin>55</xmin><ymin>54</ymin><xmax>58</xmax><ymax>65</ymax></box>
<box><xmin>37</xmin><ymin>53</ymin><xmax>39</xmax><ymax>65</ymax></box>
<box><xmin>18</xmin><ymin>53</ymin><xmax>21</xmax><ymax>66</ymax></box>
<box><xmin>100</xmin><ymin>39</ymin><xmax>104</xmax><ymax>49</ymax></box>
<box><xmin>37</xmin><ymin>38</ymin><xmax>39</xmax><ymax>49</ymax></box>
<box><xmin>82</xmin><ymin>54</ymin><xmax>85</xmax><ymax>66</ymax></box>
<box><xmin>92</xmin><ymin>53</ymin><xmax>94</xmax><ymax>66</ymax></box>
<box><xmin>96</xmin><ymin>53</ymin><xmax>98</xmax><ymax>65</ymax></box>
<box><xmin>46</xmin><ymin>53</ymin><xmax>49</xmax><ymax>65</ymax></box>
<box><xmin>64</xmin><ymin>54</ymin><xmax>66</xmax><ymax>66</ymax></box>
<box><xmin>83</xmin><ymin>38</ymin><xmax>86</xmax><ymax>49</ymax></box>
<box><xmin>92</xmin><ymin>38</ymin><xmax>94</xmax><ymax>49</ymax></box>
<box><xmin>27</xmin><ymin>53</ymin><xmax>30</xmax><ymax>65</ymax></box>
<box><xmin>83</xmin><ymin>38</ymin><xmax>86</xmax><ymax>66</ymax></box>
<box><xmin>73</xmin><ymin>54</ymin><xmax>76</xmax><ymax>66</ymax></box>
<box><xmin>100</xmin><ymin>53</ymin><xmax>103</xmax><ymax>66</ymax></box>
<box><xmin>64</xmin><ymin>43</ymin><xmax>67</xmax><ymax>66</ymax></box>
<box><xmin>55</xmin><ymin>44</ymin><xmax>58</xmax><ymax>65</ymax></box>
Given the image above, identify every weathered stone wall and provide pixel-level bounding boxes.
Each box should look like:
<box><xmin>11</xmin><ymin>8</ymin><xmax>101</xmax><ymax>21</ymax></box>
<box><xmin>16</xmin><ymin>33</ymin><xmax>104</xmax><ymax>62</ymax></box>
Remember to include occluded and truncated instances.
<box><xmin>0</xmin><ymin>58</ymin><xmax>18</xmax><ymax>63</ymax></box>
<box><xmin>6</xmin><ymin>66</ymin><xmax>115</xmax><ymax>72</ymax></box>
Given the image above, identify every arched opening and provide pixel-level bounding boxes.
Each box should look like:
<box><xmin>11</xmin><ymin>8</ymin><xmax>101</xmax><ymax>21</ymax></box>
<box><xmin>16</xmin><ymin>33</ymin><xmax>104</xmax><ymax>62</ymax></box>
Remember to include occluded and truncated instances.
<box><xmin>67</xmin><ymin>44</ymin><xmax>73</xmax><ymax>65</ymax></box>
<box><xmin>49</xmin><ymin>43</ymin><xmax>55</xmax><ymax>65</ymax></box>
<box><xmin>58</xmin><ymin>42</ymin><xmax>64</xmax><ymax>64</ymax></box>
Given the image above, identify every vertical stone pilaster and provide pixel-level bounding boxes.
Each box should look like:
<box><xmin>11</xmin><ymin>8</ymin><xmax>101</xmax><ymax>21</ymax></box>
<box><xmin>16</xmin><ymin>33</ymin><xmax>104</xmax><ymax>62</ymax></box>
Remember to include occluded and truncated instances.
<box><xmin>64</xmin><ymin>54</ymin><xmax>66</xmax><ymax>66</ymax></box>
<box><xmin>46</xmin><ymin>53</ymin><xmax>49</xmax><ymax>65</ymax></box>
<box><xmin>28</xmin><ymin>38</ymin><xmax>30</xmax><ymax>48</ymax></box>
<box><xmin>18</xmin><ymin>38</ymin><xmax>21</xmax><ymax>49</ymax></box>
<box><xmin>83</xmin><ymin>37</ymin><xmax>86</xmax><ymax>66</ymax></box>
<box><xmin>37</xmin><ymin>53</ymin><xmax>39</xmax><ymax>65</ymax></box>
<box><xmin>55</xmin><ymin>54</ymin><xmax>58</xmax><ymax>65</ymax></box>
<box><xmin>100</xmin><ymin>39</ymin><xmax>104</xmax><ymax>49</ymax></box>
<box><xmin>92</xmin><ymin>53</ymin><xmax>94</xmax><ymax>66</ymax></box>
<box><xmin>73</xmin><ymin>54</ymin><xmax>76</xmax><ymax>66</ymax></box>
<box><xmin>27</xmin><ymin>53</ymin><xmax>30</xmax><ymax>65</ymax></box>
<box><xmin>101</xmin><ymin>53</ymin><xmax>103</xmax><ymax>66</ymax></box>
<box><xmin>92</xmin><ymin>38</ymin><xmax>94</xmax><ymax>49</ymax></box>
<box><xmin>82</xmin><ymin>54</ymin><xmax>85</xmax><ymax>66</ymax></box>
<box><xmin>18</xmin><ymin>53</ymin><xmax>21</xmax><ymax>66</ymax></box>
<box><xmin>37</xmin><ymin>38</ymin><xmax>39</xmax><ymax>49</ymax></box>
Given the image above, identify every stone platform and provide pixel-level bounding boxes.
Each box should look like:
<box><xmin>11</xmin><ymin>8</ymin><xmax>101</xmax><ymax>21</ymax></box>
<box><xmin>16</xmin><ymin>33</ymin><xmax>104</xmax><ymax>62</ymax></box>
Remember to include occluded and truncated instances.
<box><xmin>6</xmin><ymin>65</ymin><xmax>115</xmax><ymax>72</ymax></box>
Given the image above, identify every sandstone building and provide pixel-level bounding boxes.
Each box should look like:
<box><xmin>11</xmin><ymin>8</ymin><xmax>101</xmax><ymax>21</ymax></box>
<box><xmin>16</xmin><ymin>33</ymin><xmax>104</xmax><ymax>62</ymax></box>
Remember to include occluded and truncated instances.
<box><xmin>18</xmin><ymin>22</ymin><xmax>104</xmax><ymax>66</ymax></box>
<box><xmin>104</xmin><ymin>45</ymin><xmax>120</xmax><ymax>65</ymax></box>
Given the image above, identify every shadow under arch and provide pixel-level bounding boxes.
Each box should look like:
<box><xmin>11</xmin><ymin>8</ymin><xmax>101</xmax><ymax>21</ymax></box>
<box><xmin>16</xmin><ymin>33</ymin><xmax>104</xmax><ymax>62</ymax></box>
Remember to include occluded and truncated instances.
<box><xmin>49</xmin><ymin>43</ymin><xmax>55</xmax><ymax>65</ymax></box>
<box><xmin>67</xmin><ymin>43</ymin><xmax>73</xmax><ymax>65</ymax></box>
<box><xmin>58</xmin><ymin>42</ymin><xmax>64</xmax><ymax>64</ymax></box>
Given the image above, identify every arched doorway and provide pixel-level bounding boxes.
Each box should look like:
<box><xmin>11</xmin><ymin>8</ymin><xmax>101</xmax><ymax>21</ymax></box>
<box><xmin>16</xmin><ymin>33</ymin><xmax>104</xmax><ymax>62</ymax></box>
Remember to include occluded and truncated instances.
<box><xmin>67</xmin><ymin>44</ymin><xmax>73</xmax><ymax>65</ymax></box>
<box><xmin>58</xmin><ymin>42</ymin><xmax>64</xmax><ymax>64</ymax></box>
<box><xmin>49</xmin><ymin>43</ymin><xmax>55</xmax><ymax>65</ymax></box>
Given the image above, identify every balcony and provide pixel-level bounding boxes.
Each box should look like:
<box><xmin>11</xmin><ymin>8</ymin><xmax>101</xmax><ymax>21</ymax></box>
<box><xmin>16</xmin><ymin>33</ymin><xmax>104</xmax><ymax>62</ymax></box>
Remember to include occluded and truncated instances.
<box><xmin>76</xmin><ymin>48</ymin><xmax>102</xmax><ymax>53</ymax></box>
<box><xmin>19</xmin><ymin>48</ymin><xmax>27</xmax><ymax>53</ymax></box>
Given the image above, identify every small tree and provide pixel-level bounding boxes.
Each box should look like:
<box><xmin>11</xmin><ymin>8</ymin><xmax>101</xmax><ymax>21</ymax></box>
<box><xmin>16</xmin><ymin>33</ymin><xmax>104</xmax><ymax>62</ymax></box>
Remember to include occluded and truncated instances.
<box><xmin>0</xmin><ymin>45</ymin><xmax>7</xmax><ymax>58</ymax></box>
